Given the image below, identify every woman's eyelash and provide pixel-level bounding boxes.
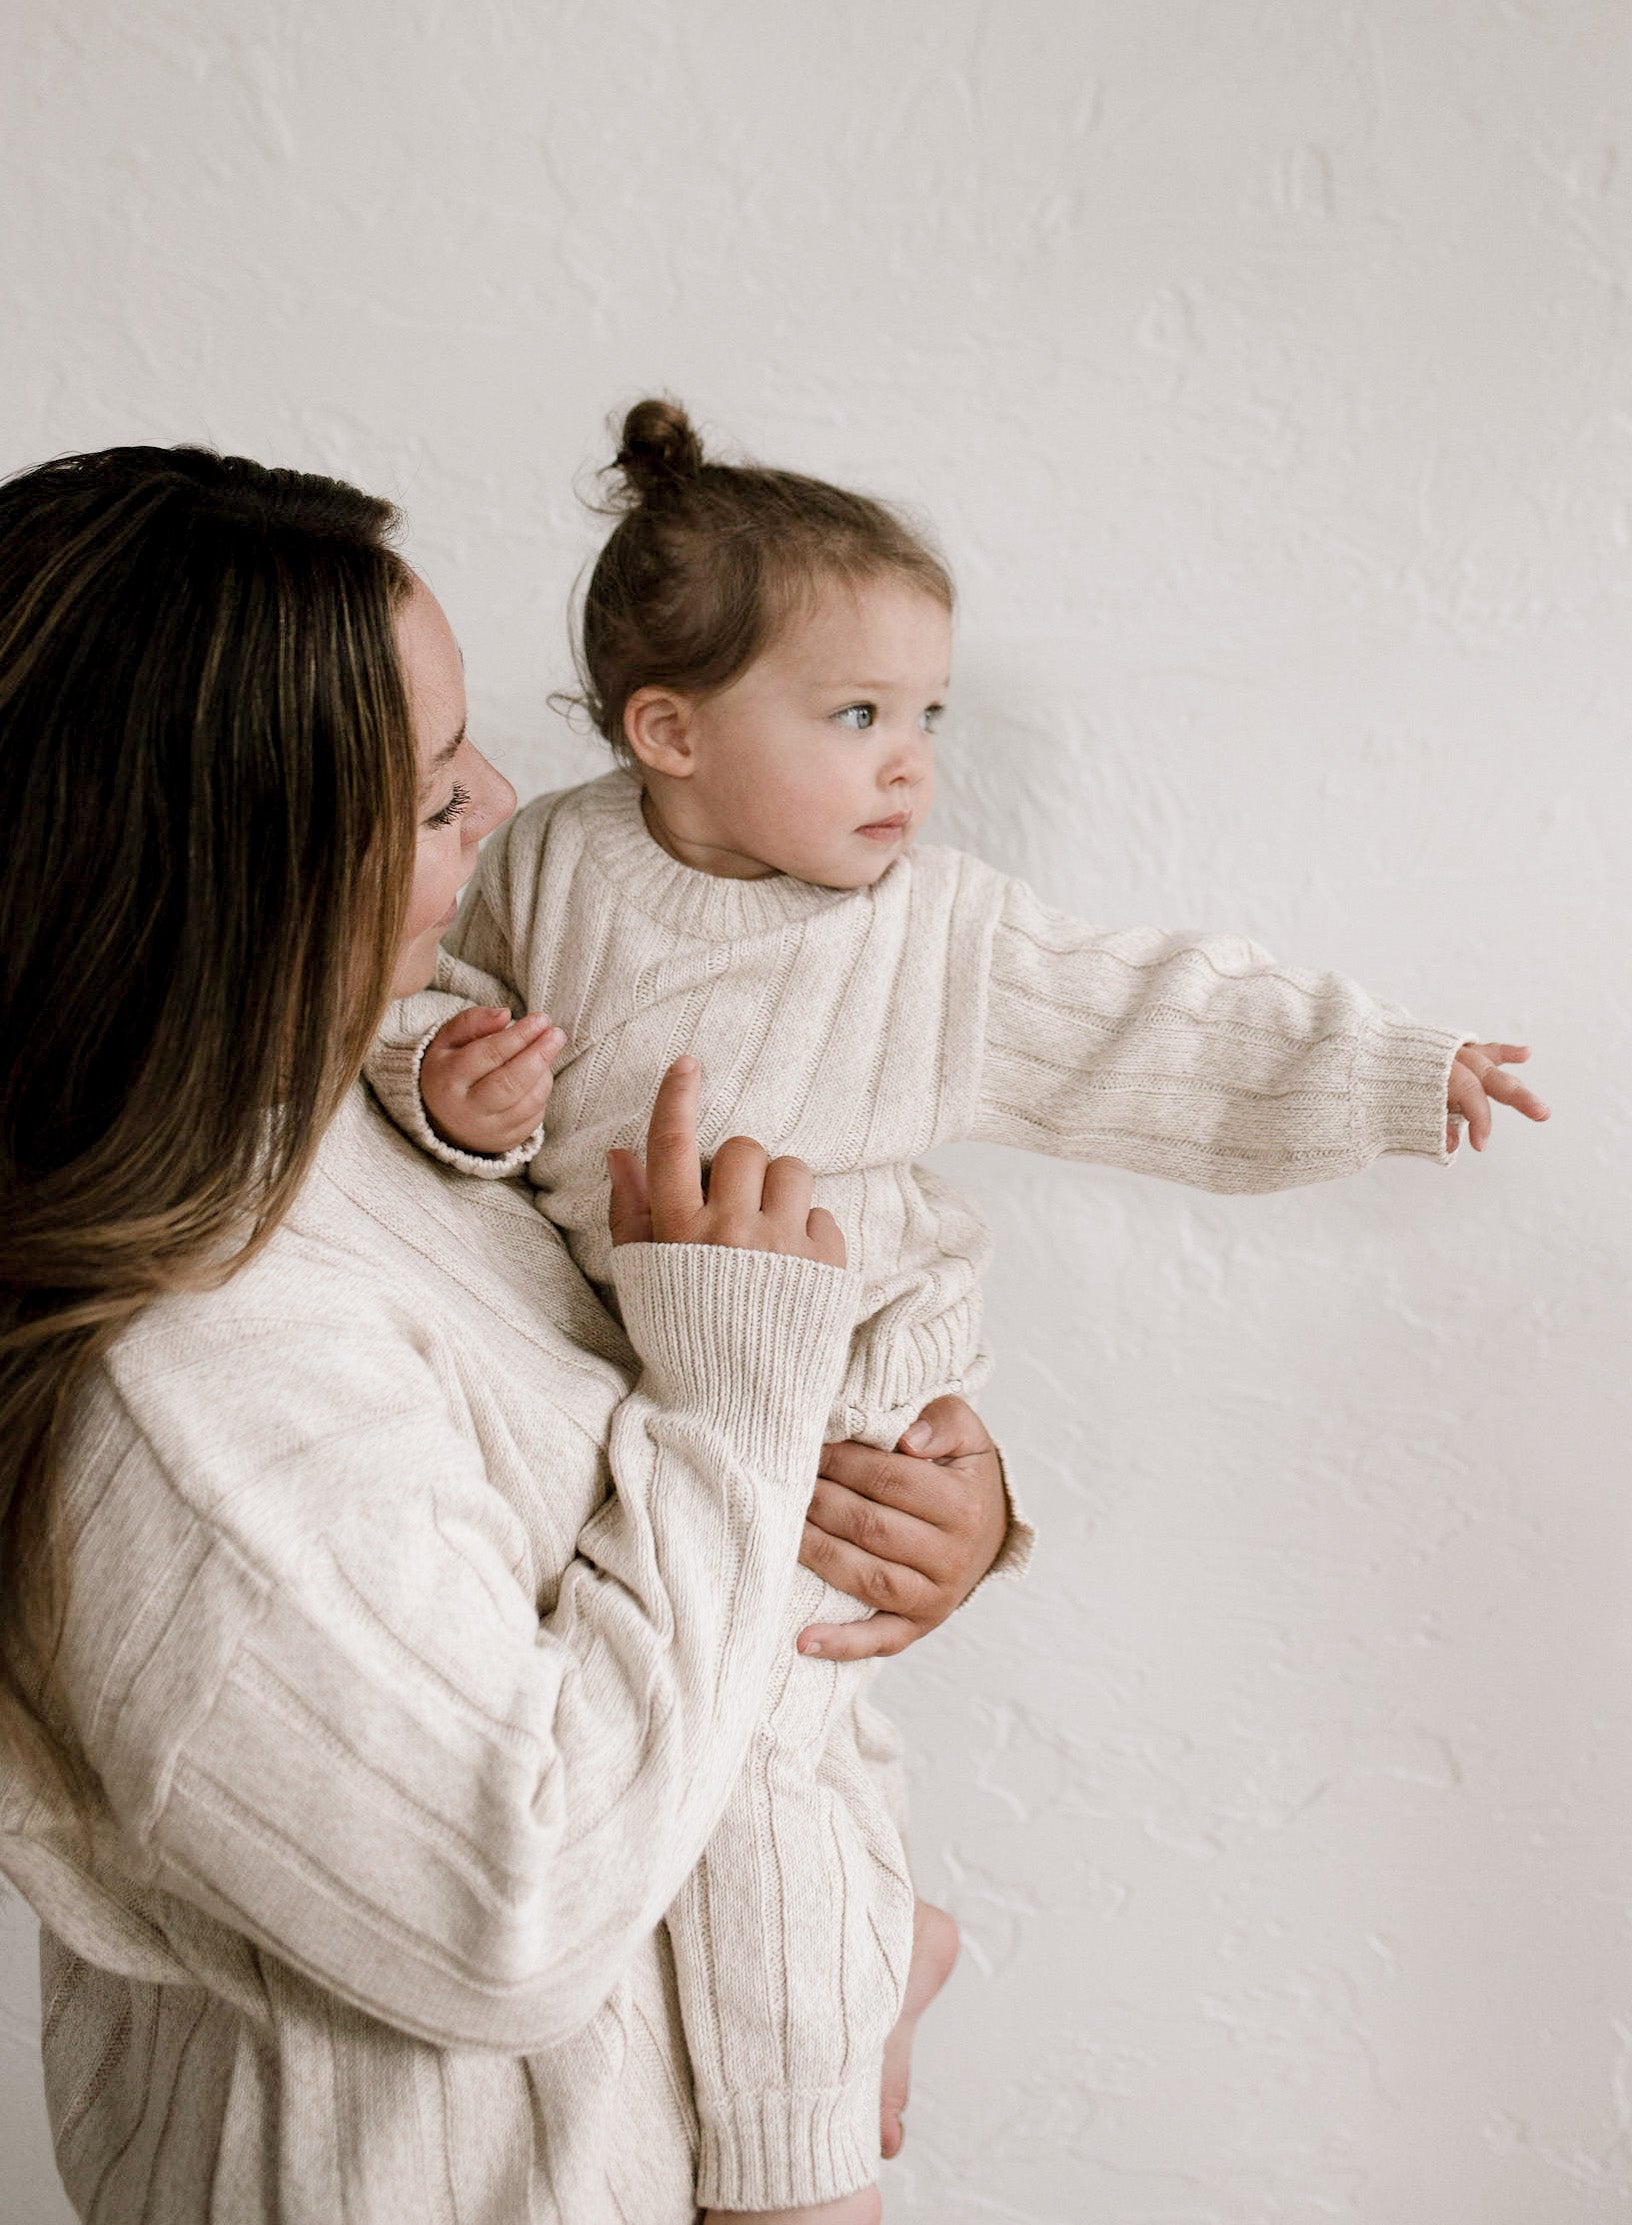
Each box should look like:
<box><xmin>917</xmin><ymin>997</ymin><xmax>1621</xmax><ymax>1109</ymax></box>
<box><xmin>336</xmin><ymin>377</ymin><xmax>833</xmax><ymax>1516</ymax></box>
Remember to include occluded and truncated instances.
<box><xmin>424</xmin><ymin>782</ymin><xmax>472</xmax><ymax>830</ymax></box>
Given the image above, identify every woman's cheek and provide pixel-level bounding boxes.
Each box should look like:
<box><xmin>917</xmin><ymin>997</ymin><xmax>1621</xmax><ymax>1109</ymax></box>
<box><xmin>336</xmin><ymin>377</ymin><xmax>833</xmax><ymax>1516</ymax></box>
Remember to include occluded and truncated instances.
<box><xmin>407</xmin><ymin>838</ymin><xmax>459</xmax><ymax>941</ymax></box>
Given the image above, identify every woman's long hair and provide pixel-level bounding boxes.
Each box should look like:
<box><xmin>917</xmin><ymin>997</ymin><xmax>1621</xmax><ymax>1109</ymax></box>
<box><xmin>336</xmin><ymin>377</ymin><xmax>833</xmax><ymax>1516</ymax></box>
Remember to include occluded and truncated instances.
<box><xmin>0</xmin><ymin>445</ymin><xmax>418</xmax><ymax>1764</ymax></box>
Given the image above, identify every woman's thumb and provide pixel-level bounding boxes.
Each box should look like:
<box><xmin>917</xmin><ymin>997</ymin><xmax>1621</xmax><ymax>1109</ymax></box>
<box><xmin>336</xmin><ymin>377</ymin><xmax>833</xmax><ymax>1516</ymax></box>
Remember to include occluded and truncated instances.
<box><xmin>898</xmin><ymin>1394</ymin><xmax>977</xmax><ymax>1460</ymax></box>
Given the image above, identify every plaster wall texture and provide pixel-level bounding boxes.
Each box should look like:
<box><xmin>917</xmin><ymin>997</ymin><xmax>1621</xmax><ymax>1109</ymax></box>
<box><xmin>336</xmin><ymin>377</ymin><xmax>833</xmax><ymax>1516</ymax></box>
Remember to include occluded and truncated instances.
<box><xmin>1</xmin><ymin>3</ymin><xmax>1628</xmax><ymax>2219</ymax></box>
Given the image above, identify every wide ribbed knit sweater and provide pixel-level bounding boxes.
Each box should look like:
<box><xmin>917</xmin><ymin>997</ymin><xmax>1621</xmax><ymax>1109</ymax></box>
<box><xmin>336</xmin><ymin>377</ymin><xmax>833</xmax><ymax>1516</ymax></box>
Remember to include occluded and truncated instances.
<box><xmin>0</xmin><ymin>1084</ymin><xmax>870</xmax><ymax>2224</ymax></box>
<box><xmin>366</xmin><ymin>767</ymin><xmax>1470</xmax><ymax>2211</ymax></box>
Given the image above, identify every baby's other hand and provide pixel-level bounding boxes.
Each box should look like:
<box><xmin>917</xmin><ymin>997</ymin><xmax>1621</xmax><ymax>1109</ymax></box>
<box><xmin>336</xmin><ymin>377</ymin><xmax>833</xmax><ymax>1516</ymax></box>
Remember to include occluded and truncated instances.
<box><xmin>420</xmin><ymin>1005</ymin><xmax>563</xmax><ymax>1157</ymax></box>
<box><xmin>1446</xmin><ymin>1041</ymin><xmax>1551</xmax><ymax>1154</ymax></box>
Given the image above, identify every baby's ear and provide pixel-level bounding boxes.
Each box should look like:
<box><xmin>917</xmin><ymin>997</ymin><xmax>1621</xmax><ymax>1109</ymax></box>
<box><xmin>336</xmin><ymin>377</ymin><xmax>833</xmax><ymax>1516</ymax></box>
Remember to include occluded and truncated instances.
<box><xmin>623</xmin><ymin>687</ymin><xmax>696</xmax><ymax>777</ymax></box>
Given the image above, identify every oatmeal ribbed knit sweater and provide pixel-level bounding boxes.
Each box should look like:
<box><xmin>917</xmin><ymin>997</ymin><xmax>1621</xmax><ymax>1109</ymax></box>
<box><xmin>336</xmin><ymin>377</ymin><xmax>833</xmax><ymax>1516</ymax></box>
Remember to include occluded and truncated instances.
<box><xmin>366</xmin><ymin>767</ymin><xmax>1470</xmax><ymax>2210</ymax></box>
<box><xmin>0</xmin><ymin>1084</ymin><xmax>864</xmax><ymax>2225</ymax></box>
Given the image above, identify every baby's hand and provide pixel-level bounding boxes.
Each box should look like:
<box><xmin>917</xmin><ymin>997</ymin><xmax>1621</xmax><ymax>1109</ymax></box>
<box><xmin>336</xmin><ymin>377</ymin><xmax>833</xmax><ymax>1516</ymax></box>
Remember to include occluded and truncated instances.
<box><xmin>1446</xmin><ymin>1041</ymin><xmax>1550</xmax><ymax>1153</ymax></box>
<box><xmin>420</xmin><ymin>1005</ymin><xmax>564</xmax><ymax>1158</ymax></box>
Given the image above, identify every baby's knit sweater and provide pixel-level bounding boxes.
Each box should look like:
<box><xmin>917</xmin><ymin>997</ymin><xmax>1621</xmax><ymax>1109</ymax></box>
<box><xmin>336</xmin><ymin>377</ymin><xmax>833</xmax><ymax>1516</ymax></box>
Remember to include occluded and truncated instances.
<box><xmin>367</xmin><ymin>768</ymin><xmax>1469</xmax><ymax>2210</ymax></box>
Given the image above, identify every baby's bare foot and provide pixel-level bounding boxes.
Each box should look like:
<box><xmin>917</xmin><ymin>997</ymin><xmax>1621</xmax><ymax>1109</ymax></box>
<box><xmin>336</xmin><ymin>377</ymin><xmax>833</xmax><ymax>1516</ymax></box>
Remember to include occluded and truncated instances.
<box><xmin>880</xmin><ymin>1898</ymin><xmax>960</xmax><ymax>2160</ymax></box>
<box><xmin>704</xmin><ymin>2191</ymin><xmax>881</xmax><ymax>2225</ymax></box>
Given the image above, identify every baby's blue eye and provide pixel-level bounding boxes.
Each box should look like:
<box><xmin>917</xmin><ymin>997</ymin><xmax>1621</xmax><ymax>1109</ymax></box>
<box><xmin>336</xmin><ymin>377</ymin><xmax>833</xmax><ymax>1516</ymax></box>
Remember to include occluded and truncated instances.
<box><xmin>920</xmin><ymin>704</ymin><xmax>944</xmax><ymax>732</ymax></box>
<box><xmin>834</xmin><ymin>703</ymin><xmax>876</xmax><ymax>731</ymax></box>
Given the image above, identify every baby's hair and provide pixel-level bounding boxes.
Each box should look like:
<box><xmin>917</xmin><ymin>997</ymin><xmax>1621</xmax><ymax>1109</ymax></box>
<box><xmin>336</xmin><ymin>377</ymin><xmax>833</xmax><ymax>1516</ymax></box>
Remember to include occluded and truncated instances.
<box><xmin>573</xmin><ymin>398</ymin><xmax>953</xmax><ymax>762</ymax></box>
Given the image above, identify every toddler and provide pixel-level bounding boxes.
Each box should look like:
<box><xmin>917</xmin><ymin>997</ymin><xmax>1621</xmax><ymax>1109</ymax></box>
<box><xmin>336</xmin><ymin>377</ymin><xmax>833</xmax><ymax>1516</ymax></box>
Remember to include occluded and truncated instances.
<box><xmin>367</xmin><ymin>400</ymin><xmax>1547</xmax><ymax>2225</ymax></box>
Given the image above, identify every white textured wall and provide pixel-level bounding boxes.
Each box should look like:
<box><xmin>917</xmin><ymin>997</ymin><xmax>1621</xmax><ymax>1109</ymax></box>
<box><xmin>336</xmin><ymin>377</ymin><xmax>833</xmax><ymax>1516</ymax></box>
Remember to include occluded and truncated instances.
<box><xmin>3</xmin><ymin>4</ymin><xmax>1627</xmax><ymax>2219</ymax></box>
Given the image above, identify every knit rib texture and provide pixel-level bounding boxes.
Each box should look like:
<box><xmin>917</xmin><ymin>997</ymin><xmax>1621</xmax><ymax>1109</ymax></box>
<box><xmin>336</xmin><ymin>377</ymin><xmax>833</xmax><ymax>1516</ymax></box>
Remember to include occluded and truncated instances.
<box><xmin>364</xmin><ymin>768</ymin><xmax>1468</xmax><ymax>2209</ymax></box>
<box><xmin>0</xmin><ymin>1086</ymin><xmax>861</xmax><ymax>2224</ymax></box>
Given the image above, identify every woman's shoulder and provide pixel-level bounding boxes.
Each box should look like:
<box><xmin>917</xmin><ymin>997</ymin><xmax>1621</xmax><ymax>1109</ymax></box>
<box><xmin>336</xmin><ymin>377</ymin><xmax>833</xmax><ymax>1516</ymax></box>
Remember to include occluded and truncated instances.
<box><xmin>82</xmin><ymin>1084</ymin><xmax>626</xmax><ymax>1539</ymax></box>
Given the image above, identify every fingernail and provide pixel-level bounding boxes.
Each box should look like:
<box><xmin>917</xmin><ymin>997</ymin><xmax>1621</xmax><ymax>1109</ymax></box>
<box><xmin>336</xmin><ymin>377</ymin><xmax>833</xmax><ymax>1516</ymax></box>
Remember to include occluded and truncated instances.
<box><xmin>799</xmin><ymin>1636</ymin><xmax>823</xmax><ymax>1655</ymax></box>
<box><xmin>672</xmin><ymin>1054</ymin><xmax>699</xmax><ymax>1076</ymax></box>
<box><xmin>901</xmin><ymin>1422</ymin><xmax>931</xmax><ymax>1452</ymax></box>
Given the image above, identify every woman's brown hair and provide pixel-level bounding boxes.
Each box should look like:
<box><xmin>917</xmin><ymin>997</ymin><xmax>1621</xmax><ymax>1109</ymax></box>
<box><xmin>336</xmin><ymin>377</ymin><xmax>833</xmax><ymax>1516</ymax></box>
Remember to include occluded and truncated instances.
<box><xmin>575</xmin><ymin>398</ymin><xmax>953</xmax><ymax>761</ymax></box>
<box><xmin>0</xmin><ymin>445</ymin><xmax>417</xmax><ymax>1760</ymax></box>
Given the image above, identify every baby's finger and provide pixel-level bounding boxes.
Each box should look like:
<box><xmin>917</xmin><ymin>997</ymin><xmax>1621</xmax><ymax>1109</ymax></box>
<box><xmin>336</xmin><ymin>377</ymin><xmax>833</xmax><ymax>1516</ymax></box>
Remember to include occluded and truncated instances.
<box><xmin>432</xmin><ymin>1004</ymin><xmax>513</xmax><ymax>1052</ymax></box>
<box><xmin>606</xmin><ymin>1146</ymin><xmax>652</xmax><ymax>1246</ymax></box>
<box><xmin>707</xmin><ymin>1135</ymin><xmax>772</xmax><ymax>1225</ymax></box>
<box><xmin>760</xmin><ymin>1154</ymin><xmax>814</xmax><ymax>1227</ymax></box>
<box><xmin>454</xmin><ymin>1012</ymin><xmax>556</xmax><ymax>1078</ymax></box>
<box><xmin>467</xmin><ymin>1028</ymin><xmax>564</xmax><ymax>1109</ymax></box>
<box><xmin>1451</xmin><ymin>1085</ymin><xmax>1487</xmax><ymax>1157</ymax></box>
<box><xmin>644</xmin><ymin>1058</ymin><xmax>706</xmax><ymax>1232</ymax></box>
<box><xmin>803</xmin><ymin>1204</ymin><xmax>846</xmax><ymax>1269</ymax></box>
<box><xmin>1482</xmin><ymin>1067</ymin><xmax>1551</xmax><ymax>1121</ymax></box>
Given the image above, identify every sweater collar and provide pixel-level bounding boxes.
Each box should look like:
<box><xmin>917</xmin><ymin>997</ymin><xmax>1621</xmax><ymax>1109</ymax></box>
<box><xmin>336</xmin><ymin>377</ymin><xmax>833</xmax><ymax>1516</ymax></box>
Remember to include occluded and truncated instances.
<box><xmin>574</xmin><ymin>770</ymin><xmax>865</xmax><ymax>940</ymax></box>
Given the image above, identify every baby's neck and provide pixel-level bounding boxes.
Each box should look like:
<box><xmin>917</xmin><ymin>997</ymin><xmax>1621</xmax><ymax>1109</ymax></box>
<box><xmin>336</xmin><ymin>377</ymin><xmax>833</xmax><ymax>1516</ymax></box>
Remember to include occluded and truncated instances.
<box><xmin>639</xmin><ymin>785</ymin><xmax>778</xmax><ymax>881</ymax></box>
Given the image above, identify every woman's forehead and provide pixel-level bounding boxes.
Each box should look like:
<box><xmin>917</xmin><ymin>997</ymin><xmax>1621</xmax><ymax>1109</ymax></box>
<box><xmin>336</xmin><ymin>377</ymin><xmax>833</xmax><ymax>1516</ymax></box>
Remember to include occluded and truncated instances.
<box><xmin>396</xmin><ymin>580</ymin><xmax>467</xmax><ymax>768</ymax></box>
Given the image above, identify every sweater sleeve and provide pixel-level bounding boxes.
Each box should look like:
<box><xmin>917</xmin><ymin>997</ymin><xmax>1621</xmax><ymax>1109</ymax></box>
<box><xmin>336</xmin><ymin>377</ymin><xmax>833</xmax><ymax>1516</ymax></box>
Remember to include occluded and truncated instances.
<box><xmin>972</xmin><ymin>878</ymin><xmax>1469</xmax><ymax>1189</ymax></box>
<box><xmin>60</xmin><ymin>1242</ymin><xmax>860</xmax><ymax>2056</ymax></box>
<box><xmin>363</xmin><ymin>946</ymin><xmax>544</xmax><ymax>1180</ymax></box>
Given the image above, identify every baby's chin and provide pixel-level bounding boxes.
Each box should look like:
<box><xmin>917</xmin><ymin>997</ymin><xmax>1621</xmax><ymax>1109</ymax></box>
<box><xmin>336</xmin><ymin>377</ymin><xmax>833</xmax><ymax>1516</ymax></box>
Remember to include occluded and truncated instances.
<box><xmin>792</xmin><ymin>845</ymin><xmax>907</xmax><ymax>892</ymax></box>
<box><xmin>777</xmin><ymin>823</ymin><xmax>916</xmax><ymax>892</ymax></box>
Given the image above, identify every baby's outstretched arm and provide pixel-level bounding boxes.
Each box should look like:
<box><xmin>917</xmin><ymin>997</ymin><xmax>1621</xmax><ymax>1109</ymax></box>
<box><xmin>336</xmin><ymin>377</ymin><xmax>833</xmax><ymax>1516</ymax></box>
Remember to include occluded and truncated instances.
<box><xmin>1446</xmin><ymin>1041</ymin><xmax>1551</xmax><ymax>1152</ymax></box>
<box><xmin>419</xmin><ymin>1003</ymin><xmax>564</xmax><ymax>1157</ymax></box>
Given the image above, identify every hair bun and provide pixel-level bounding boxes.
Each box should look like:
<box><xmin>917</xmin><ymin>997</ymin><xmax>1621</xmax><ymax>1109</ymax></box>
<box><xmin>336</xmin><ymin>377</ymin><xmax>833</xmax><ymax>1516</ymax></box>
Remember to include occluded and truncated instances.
<box><xmin>613</xmin><ymin>398</ymin><xmax>705</xmax><ymax>502</ymax></box>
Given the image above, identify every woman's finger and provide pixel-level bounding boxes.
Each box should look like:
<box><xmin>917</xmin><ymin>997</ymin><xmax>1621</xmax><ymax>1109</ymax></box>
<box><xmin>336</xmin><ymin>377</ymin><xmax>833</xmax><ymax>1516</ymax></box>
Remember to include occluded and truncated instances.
<box><xmin>643</xmin><ymin>1058</ymin><xmax>705</xmax><ymax>1233</ymax></box>
<box><xmin>796</xmin><ymin>1611</ymin><xmax>920</xmax><ymax>1661</ymax></box>
<box><xmin>805</xmin><ymin>1476</ymin><xmax>960</xmax><ymax>1582</ymax></box>
<box><xmin>794</xmin><ymin>1520</ymin><xmax>940</xmax><ymax>1620</ymax></box>
<box><xmin>816</xmin><ymin>1439</ymin><xmax>961</xmax><ymax>1522</ymax></box>
<box><xmin>606</xmin><ymin>1146</ymin><xmax>652</xmax><ymax>1247</ymax></box>
<box><xmin>897</xmin><ymin>1393</ymin><xmax>995</xmax><ymax>1462</ymax></box>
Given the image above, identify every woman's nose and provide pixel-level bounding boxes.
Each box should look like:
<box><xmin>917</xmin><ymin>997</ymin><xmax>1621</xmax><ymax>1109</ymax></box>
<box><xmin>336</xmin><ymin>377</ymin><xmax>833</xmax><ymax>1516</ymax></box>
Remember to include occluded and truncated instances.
<box><xmin>466</xmin><ymin>750</ymin><xmax>517</xmax><ymax>841</ymax></box>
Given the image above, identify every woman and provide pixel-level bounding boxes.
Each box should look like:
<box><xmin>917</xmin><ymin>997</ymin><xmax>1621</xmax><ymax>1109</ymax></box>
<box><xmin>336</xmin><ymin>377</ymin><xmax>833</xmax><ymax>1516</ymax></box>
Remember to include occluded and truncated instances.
<box><xmin>0</xmin><ymin>447</ymin><xmax>1013</xmax><ymax>2223</ymax></box>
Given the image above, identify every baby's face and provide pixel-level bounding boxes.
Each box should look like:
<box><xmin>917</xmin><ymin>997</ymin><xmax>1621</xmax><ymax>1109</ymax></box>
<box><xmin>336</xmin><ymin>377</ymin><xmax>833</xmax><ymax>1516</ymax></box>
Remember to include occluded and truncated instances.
<box><xmin>664</xmin><ymin>575</ymin><xmax>950</xmax><ymax>889</ymax></box>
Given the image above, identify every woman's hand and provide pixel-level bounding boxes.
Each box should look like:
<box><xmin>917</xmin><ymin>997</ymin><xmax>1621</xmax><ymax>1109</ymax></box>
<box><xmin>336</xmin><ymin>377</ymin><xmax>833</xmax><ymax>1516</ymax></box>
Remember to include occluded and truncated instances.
<box><xmin>796</xmin><ymin>1395</ymin><xmax>1010</xmax><ymax>1660</ymax></box>
<box><xmin>607</xmin><ymin>1056</ymin><xmax>846</xmax><ymax>1266</ymax></box>
<box><xmin>1446</xmin><ymin>1041</ymin><xmax>1551</xmax><ymax>1153</ymax></box>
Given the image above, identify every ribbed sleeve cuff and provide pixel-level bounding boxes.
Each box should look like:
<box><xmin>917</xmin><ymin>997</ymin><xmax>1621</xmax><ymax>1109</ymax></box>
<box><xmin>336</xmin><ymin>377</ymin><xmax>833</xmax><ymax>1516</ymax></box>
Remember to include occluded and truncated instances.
<box><xmin>611</xmin><ymin>1243</ymin><xmax>861</xmax><ymax>1478</ymax></box>
<box><xmin>365</xmin><ymin>1024</ymin><xmax>544</xmax><ymax>1180</ymax></box>
<box><xmin>694</xmin><ymin>2069</ymin><xmax>881</xmax><ymax>2211</ymax></box>
<box><xmin>1350</xmin><ymin>1014</ymin><xmax>1470</xmax><ymax>1167</ymax></box>
<box><xmin>975</xmin><ymin>1436</ymin><xmax>1036</xmax><ymax>1587</ymax></box>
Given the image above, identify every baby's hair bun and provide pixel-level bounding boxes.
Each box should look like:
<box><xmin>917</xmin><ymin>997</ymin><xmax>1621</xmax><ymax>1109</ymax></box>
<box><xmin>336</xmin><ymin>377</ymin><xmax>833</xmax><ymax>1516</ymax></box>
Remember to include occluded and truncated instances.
<box><xmin>613</xmin><ymin>397</ymin><xmax>706</xmax><ymax>503</ymax></box>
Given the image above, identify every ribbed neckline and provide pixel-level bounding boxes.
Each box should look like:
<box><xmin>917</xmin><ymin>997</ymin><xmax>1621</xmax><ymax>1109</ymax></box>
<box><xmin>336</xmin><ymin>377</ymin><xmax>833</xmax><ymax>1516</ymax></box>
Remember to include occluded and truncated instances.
<box><xmin>574</xmin><ymin>771</ymin><xmax>864</xmax><ymax>941</ymax></box>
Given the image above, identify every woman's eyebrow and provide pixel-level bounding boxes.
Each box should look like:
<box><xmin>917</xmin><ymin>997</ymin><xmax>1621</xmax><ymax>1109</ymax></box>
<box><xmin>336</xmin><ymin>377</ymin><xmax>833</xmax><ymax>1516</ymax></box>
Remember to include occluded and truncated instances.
<box><xmin>430</xmin><ymin>723</ymin><xmax>466</xmax><ymax>769</ymax></box>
